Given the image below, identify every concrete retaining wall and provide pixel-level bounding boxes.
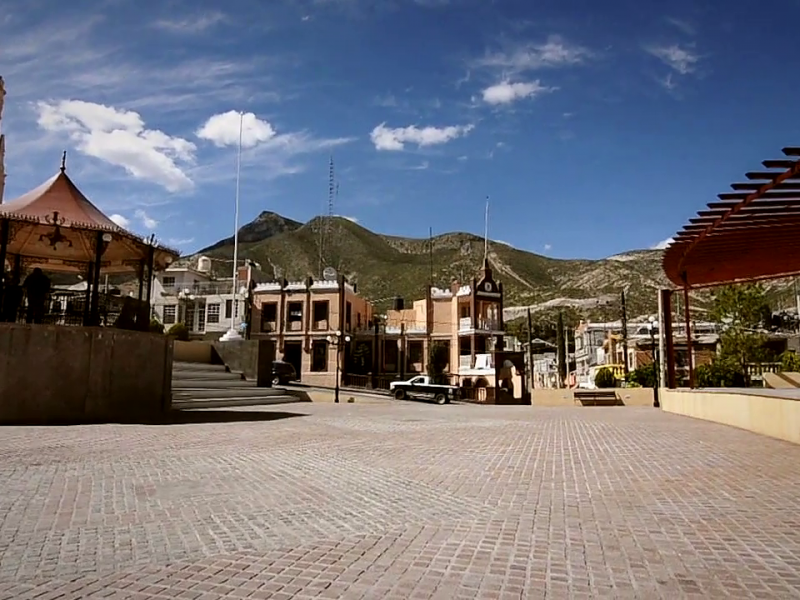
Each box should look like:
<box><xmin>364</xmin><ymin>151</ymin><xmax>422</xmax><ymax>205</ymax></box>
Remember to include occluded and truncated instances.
<box><xmin>0</xmin><ymin>324</ymin><xmax>173</xmax><ymax>424</ymax></box>
<box><xmin>661</xmin><ymin>389</ymin><xmax>800</xmax><ymax>444</ymax></box>
<box><xmin>532</xmin><ymin>388</ymin><xmax>655</xmax><ymax>407</ymax></box>
<box><xmin>173</xmin><ymin>340</ymin><xmax>214</xmax><ymax>364</ymax></box>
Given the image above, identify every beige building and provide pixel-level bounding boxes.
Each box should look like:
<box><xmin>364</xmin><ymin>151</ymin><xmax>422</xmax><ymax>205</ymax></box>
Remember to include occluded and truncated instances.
<box><xmin>383</xmin><ymin>260</ymin><xmax>515</xmax><ymax>390</ymax></box>
<box><xmin>250</xmin><ymin>277</ymin><xmax>374</xmax><ymax>387</ymax></box>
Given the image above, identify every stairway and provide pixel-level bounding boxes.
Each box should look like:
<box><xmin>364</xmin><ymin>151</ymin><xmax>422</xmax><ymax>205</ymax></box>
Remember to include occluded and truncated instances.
<box><xmin>171</xmin><ymin>362</ymin><xmax>300</xmax><ymax>410</ymax></box>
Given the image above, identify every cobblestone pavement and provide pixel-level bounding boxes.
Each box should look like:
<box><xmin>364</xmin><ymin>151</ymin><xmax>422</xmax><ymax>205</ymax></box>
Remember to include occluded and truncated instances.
<box><xmin>2</xmin><ymin>403</ymin><xmax>800</xmax><ymax>599</ymax></box>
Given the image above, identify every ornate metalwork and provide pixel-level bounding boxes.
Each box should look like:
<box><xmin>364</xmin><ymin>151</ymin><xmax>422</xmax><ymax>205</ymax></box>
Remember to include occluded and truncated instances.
<box><xmin>39</xmin><ymin>211</ymin><xmax>72</xmax><ymax>250</ymax></box>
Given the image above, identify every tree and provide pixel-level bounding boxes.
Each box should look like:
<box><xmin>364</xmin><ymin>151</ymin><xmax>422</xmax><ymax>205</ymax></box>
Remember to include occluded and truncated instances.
<box><xmin>427</xmin><ymin>342</ymin><xmax>450</xmax><ymax>384</ymax></box>
<box><xmin>695</xmin><ymin>357</ymin><xmax>745</xmax><ymax>387</ymax></box>
<box><xmin>710</xmin><ymin>284</ymin><xmax>772</xmax><ymax>383</ymax></box>
<box><xmin>780</xmin><ymin>351</ymin><xmax>800</xmax><ymax>373</ymax></box>
<box><xmin>595</xmin><ymin>367</ymin><xmax>617</xmax><ymax>388</ymax></box>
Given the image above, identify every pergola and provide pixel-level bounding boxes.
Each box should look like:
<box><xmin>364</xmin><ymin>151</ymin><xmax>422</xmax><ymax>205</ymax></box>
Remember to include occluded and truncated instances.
<box><xmin>0</xmin><ymin>158</ymin><xmax>179</xmax><ymax>328</ymax></box>
<box><xmin>662</xmin><ymin>146</ymin><xmax>800</xmax><ymax>387</ymax></box>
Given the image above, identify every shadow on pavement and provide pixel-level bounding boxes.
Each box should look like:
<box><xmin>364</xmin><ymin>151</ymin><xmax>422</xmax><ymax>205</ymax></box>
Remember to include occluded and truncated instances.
<box><xmin>3</xmin><ymin>411</ymin><xmax>308</xmax><ymax>426</ymax></box>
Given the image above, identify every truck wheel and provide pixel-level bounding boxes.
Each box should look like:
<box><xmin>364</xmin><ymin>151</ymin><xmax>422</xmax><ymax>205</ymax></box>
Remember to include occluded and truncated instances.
<box><xmin>434</xmin><ymin>393</ymin><xmax>447</xmax><ymax>405</ymax></box>
<box><xmin>394</xmin><ymin>389</ymin><xmax>406</xmax><ymax>400</ymax></box>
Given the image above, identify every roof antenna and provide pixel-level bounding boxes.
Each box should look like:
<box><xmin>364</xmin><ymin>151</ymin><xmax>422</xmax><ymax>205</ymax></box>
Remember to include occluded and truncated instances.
<box><xmin>60</xmin><ymin>150</ymin><xmax>67</xmax><ymax>173</ymax></box>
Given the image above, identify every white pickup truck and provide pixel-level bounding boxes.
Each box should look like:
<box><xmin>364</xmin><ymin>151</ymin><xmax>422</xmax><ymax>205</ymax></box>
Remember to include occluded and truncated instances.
<box><xmin>389</xmin><ymin>375</ymin><xmax>460</xmax><ymax>405</ymax></box>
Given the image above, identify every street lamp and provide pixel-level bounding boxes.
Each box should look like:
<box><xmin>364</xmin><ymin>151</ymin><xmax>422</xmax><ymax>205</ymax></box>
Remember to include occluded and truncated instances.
<box><xmin>648</xmin><ymin>316</ymin><xmax>660</xmax><ymax>407</ymax></box>
<box><xmin>326</xmin><ymin>330</ymin><xmax>351</xmax><ymax>404</ymax></box>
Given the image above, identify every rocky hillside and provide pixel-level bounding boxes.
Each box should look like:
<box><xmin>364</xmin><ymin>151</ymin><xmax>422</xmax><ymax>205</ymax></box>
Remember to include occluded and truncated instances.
<box><xmin>192</xmin><ymin>214</ymin><xmax>681</xmax><ymax>321</ymax></box>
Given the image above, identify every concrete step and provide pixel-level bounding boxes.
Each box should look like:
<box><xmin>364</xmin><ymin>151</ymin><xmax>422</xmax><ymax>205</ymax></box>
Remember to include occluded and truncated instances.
<box><xmin>173</xmin><ymin>379</ymin><xmax>256</xmax><ymax>390</ymax></box>
<box><xmin>172</xmin><ymin>395</ymin><xmax>299</xmax><ymax>410</ymax></box>
<box><xmin>173</xmin><ymin>387</ymin><xmax>286</xmax><ymax>400</ymax></box>
<box><xmin>173</xmin><ymin>362</ymin><xmax>228</xmax><ymax>372</ymax></box>
<box><xmin>171</xmin><ymin>370</ymin><xmax>243</xmax><ymax>381</ymax></box>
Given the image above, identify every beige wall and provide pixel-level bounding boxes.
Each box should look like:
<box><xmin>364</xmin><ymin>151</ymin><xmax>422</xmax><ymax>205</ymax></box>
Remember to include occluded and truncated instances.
<box><xmin>531</xmin><ymin>388</ymin><xmax>655</xmax><ymax>407</ymax></box>
<box><xmin>0</xmin><ymin>324</ymin><xmax>172</xmax><ymax>423</ymax></box>
<box><xmin>661</xmin><ymin>389</ymin><xmax>800</xmax><ymax>444</ymax></box>
<box><xmin>174</xmin><ymin>340</ymin><xmax>213</xmax><ymax>363</ymax></box>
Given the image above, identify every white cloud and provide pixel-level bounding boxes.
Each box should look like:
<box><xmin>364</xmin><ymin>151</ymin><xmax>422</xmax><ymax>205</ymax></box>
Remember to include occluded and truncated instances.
<box><xmin>482</xmin><ymin>80</ymin><xmax>555</xmax><ymax>105</ymax></box>
<box><xmin>336</xmin><ymin>215</ymin><xmax>359</xmax><ymax>223</ymax></box>
<box><xmin>109</xmin><ymin>214</ymin><xmax>130</xmax><ymax>228</ymax></box>
<box><xmin>544</xmin><ymin>243</ymin><xmax>552</xmax><ymax>251</ymax></box>
<box><xmin>152</xmin><ymin>12</ymin><xmax>226</xmax><ymax>34</ymax></box>
<box><xmin>135</xmin><ymin>209</ymin><xmax>159</xmax><ymax>230</ymax></box>
<box><xmin>409</xmin><ymin>160</ymin><xmax>430</xmax><ymax>170</ymax></box>
<box><xmin>196</xmin><ymin>111</ymin><xmax>277</xmax><ymax>149</ymax></box>
<box><xmin>665</xmin><ymin>17</ymin><xmax>696</xmax><ymax>36</ymax></box>
<box><xmin>652</xmin><ymin>237</ymin><xmax>674</xmax><ymax>250</ymax></box>
<box><xmin>168</xmin><ymin>237</ymin><xmax>195</xmax><ymax>246</ymax></box>
<box><xmin>370</xmin><ymin>122</ymin><xmax>474</xmax><ymax>151</ymax></box>
<box><xmin>36</xmin><ymin>100</ymin><xmax>196</xmax><ymax>192</ymax></box>
<box><xmin>646</xmin><ymin>44</ymin><xmax>699</xmax><ymax>75</ymax></box>
<box><xmin>475</xmin><ymin>35</ymin><xmax>592</xmax><ymax>73</ymax></box>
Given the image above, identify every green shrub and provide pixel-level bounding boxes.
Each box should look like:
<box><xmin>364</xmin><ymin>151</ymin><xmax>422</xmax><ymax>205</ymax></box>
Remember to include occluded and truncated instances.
<box><xmin>627</xmin><ymin>363</ymin><xmax>657</xmax><ymax>388</ymax></box>
<box><xmin>780</xmin><ymin>351</ymin><xmax>800</xmax><ymax>373</ymax></box>
<box><xmin>149</xmin><ymin>318</ymin><xmax>165</xmax><ymax>334</ymax></box>
<box><xmin>167</xmin><ymin>322</ymin><xmax>190</xmax><ymax>341</ymax></box>
<box><xmin>594</xmin><ymin>367</ymin><xmax>617</xmax><ymax>389</ymax></box>
<box><xmin>695</xmin><ymin>358</ymin><xmax>745</xmax><ymax>387</ymax></box>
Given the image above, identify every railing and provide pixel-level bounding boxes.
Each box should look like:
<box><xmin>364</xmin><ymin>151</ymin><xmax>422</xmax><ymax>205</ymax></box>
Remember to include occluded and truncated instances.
<box><xmin>458</xmin><ymin>317</ymin><xmax>501</xmax><ymax>332</ymax></box>
<box><xmin>2</xmin><ymin>292</ymin><xmax>149</xmax><ymax>330</ymax></box>
<box><xmin>161</xmin><ymin>282</ymin><xmax>232</xmax><ymax>296</ymax></box>
<box><xmin>342</xmin><ymin>374</ymin><xmax>399</xmax><ymax>391</ymax></box>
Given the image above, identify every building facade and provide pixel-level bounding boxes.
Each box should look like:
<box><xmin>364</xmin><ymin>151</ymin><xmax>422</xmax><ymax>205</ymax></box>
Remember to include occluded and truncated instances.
<box><xmin>249</xmin><ymin>277</ymin><xmax>374</xmax><ymax>388</ymax></box>
<box><xmin>151</xmin><ymin>256</ymin><xmax>267</xmax><ymax>338</ymax></box>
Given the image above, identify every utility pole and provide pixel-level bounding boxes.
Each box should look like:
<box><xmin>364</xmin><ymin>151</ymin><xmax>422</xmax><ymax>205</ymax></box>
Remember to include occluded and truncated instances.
<box><xmin>526</xmin><ymin>308</ymin><xmax>535</xmax><ymax>393</ymax></box>
<box><xmin>621</xmin><ymin>290</ymin><xmax>629</xmax><ymax>378</ymax></box>
<box><xmin>556</xmin><ymin>311</ymin><xmax>566</xmax><ymax>388</ymax></box>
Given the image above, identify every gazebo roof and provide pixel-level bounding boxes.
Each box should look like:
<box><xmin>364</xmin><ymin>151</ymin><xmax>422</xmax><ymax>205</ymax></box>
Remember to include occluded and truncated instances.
<box><xmin>0</xmin><ymin>164</ymin><xmax>179</xmax><ymax>274</ymax></box>
<box><xmin>0</xmin><ymin>168</ymin><xmax>119</xmax><ymax>230</ymax></box>
<box><xmin>663</xmin><ymin>146</ymin><xmax>800</xmax><ymax>289</ymax></box>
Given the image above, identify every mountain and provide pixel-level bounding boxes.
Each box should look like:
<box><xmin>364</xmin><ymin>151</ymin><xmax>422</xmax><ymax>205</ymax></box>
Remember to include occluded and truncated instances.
<box><xmin>198</xmin><ymin>211</ymin><xmax>302</xmax><ymax>253</ymax></box>
<box><xmin>192</xmin><ymin>214</ymin><xmax>680</xmax><ymax>322</ymax></box>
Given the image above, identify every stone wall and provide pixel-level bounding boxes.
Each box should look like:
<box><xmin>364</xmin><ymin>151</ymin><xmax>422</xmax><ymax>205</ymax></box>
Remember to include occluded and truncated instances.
<box><xmin>0</xmin><ymin>324</ymin><xmax>173</xmax><ymax>424</ymax></box>
<box><xmin>531</xmin><ymin>388</ymin><xmax>655</xmax><ymax>407</ymax></box>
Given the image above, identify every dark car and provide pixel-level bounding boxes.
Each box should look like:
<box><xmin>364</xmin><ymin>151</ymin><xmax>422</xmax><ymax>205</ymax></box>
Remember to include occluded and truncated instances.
<box><xmin>272</xmin><ymin>360</ymin><xmax>297</xmax><ymax>385</ymax></box>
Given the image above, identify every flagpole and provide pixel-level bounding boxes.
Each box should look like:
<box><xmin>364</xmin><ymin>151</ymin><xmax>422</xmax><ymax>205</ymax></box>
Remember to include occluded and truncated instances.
<box><xmin>220</xmin><ymin>111</ymin><xmax>244</xmax><ymax>342</ymax></box>
<box><xmin>484</xmin><ymin>196</ymin><xmax>489</xmax><ymax>262</ymax></box>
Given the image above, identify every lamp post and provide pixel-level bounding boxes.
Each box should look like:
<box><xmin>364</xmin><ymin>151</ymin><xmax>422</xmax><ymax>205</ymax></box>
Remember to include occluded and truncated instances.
<box><xmin>326</xmin><ymin>330</ymin><xmax>351</xmax><ymax>404</ymax></box>
<box><xmin>648</xmin><ymin>316</ymin><xmax>660</xmax><ymax>407</ymax></box>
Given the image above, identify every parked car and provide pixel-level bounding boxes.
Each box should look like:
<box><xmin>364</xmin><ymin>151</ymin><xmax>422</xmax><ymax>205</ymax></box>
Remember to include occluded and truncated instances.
<box><xmin>389</xmin><ymin>375</ymin><xmax>459</xmax><ymax>405</ymax></box>
<box><xmin>272</xmin><ymin>361</ymin><xmax>297</xmax><ymax>385</ymax></box>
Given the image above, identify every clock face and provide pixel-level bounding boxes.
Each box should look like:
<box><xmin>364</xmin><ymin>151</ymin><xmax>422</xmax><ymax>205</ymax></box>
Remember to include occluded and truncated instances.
<box><xmin>484</xmin><ymin>282</ymin><xmax>492</xmax><ymax>292</ymax></box>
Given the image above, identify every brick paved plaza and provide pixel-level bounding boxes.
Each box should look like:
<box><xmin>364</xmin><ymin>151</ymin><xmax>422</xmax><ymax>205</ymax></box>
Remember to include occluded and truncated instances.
<box><xmin>2</xmin><ymin>402</ymin><xmax>800</xmax><ymax>599</ymax></box>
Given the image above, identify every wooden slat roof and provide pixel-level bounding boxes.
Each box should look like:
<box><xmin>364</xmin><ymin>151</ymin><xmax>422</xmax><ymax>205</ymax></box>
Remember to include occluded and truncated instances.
<box><xmin>663</xmin><ymin>147</ymin><xmax>800</xmax><ymax>288</ymax></box>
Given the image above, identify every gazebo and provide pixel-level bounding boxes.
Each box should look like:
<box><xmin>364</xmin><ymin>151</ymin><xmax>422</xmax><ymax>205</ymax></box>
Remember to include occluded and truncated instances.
<box><xmin>0</xmin><ymin>155</ymin><xmax>178</xmax><ymax>328</ymax></box>
<box><xmin>0</xmin><ymin>157</ymin><xmax>180</xmax><ymax>424</ymax></box>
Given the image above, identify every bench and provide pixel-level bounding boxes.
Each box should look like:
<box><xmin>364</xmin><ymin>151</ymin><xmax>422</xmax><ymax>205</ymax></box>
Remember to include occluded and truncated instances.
<box><xmin>574</xmin><ymin>390</ymin><xmax>620</xmax><ymax>406</ymax></box>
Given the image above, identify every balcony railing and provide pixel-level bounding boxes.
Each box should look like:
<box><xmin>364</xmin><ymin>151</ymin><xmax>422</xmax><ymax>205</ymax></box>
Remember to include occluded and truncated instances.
<box><xmin>161</xmin><ymin>282</ymin><xmax>232</xmax><ymax>296</ymax></box>
<box><xmin>459</xmin><ymin>317</ymin><xmax>501</xmax><ymax>332</ymax></box>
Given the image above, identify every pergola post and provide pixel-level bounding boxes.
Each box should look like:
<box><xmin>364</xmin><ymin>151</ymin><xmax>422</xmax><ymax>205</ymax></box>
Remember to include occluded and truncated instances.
<box><xmin>82</xmin><ymin>263</ymin><xmax>93</xmax><ymax>326</ymax></box>
<box><xmin>659</xmin><ymin>288</ymin><xmax>676</xmax><ymax>389</ymax></box>
<box><xmin>144</xmin><ymin>242</ymin><xmax>155</xmax><ymax>321</ymax></box>
<box><xmin>682</xmin><ymin>279</ymin><xmax>694</xmax><ymax>388</ymax></box>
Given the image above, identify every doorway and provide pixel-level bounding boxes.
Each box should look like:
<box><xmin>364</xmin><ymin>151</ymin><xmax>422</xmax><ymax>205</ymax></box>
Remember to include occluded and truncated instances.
<box><xmin>283</xmin><ymin>342</ymin><xmax>303</xmax><ymax>381</ymax></box>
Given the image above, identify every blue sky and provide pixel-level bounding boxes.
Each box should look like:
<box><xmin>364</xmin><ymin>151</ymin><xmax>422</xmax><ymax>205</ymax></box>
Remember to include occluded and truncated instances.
<box><xmin>1</xmin><ymin>0</ymin><xmax>799</xmax><ymax>259</ymax></box>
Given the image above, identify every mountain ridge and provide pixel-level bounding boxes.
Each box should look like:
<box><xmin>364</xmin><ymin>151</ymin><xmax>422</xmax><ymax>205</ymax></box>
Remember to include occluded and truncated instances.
<box><xmin>191</xmin><ymin>213</ymin><xmax>676</xmax><ymax>321</ymax></box>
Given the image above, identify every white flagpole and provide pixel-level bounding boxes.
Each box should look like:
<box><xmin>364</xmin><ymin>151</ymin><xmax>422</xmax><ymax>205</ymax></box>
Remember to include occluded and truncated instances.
<box><xmin>220</xmin><ymin>111</ymin><xmax>244</xmax><ymax>341</ymax></box>
<box><xmin>484</xmin><ymin>196</ymin><xmax>489</xmax><ymax>262</ymax></box>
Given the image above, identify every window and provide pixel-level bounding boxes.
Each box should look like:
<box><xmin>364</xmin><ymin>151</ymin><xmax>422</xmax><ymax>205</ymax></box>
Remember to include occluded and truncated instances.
<box><xmin>185</xmin><ymin>304</ymin><xmax>195</xmax><ymax>331</ymax></box>
<box><xmin>162</xmin><ymin>276</ymin><xmax>175</xmax><ymax>287</ymax></box>
<box><xmin>163</xmin><ymin>305</ymin><xmax>176</xmax><ymax>324</ymax></box>
<box><xmin>312</xmin><ymin>301</ymin><xmax>329</xmax><ymax>330</ymax></box>
<box><xmin>225</xmin><ymin>299</ymin><xmax>239</xmax><ymax>319</ymax></box>
<box><xmin>345</xmin><ymin>301</ymin><xmax>352</xmax><ymax>331</ymax></box>
<box><xmin>207</xmin><ymin>303</ymin><xmax>220</xmax><ymax>324</ymax></box>
<box><xmin>311</xmin><ymin>340</ymin><xmax>328</xmax><ymax>371</ymax></box>
<box><xmin>261</xmin><ymin>302</ymin><xmax>277</xmax><ymax>332</ymax></box>
<box><xmin>287</xmin><ymin>301</ymin><xmax>303</xmax><ymax>331</ymax></box>
<box><xmin>408</xmin><ymin>341</ymin><xmax>424</xmax><ymax>365</ymax></box>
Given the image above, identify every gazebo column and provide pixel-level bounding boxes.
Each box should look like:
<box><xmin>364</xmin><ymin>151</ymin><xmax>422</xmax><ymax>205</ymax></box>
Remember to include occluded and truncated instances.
<box><xmin>681</xmin><ymin>275</ymin><xmax>694</xmax><ymax>389</ymax></box>
<box><xmin>89</xmin><ymin>231</ymin><xmax>104</xmax><ymax>326</ymax></box>
<box><xmin>0</xmin><ymin>219</ymin><xmax>8</xmax><ymax>305</ymax></box>
<box><xmin>83</xmin><ymin>262</ymin><xmax>94</xmax><ymax>326</ymax></box>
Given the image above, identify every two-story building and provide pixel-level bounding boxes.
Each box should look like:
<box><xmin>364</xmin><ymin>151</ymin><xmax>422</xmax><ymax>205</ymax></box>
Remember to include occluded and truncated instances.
<box><xmin>382</xmin><ymin>260</ymin><xmax>523</xmax><ymax>397</ymax></box>
<box><xmin>151</xmin><ymin>256</ymin><xmax>268</xmax><ymax>339</ymax></box>
<box><xmin>249</xmin><ymin>277</ymin><xmax>374</xmax><ymax>387</ymax></box>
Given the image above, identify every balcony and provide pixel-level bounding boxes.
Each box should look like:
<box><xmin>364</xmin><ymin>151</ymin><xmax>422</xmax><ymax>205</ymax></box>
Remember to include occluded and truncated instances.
<box><xmin>161</xmin><ymin>282</ymin><xmax>232</xmax><ymax>296</ymax></box>
<box><xmin>459</xmin><ymin>317</ymin><xmax>502</xmax><ymax>333</ymax></box>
